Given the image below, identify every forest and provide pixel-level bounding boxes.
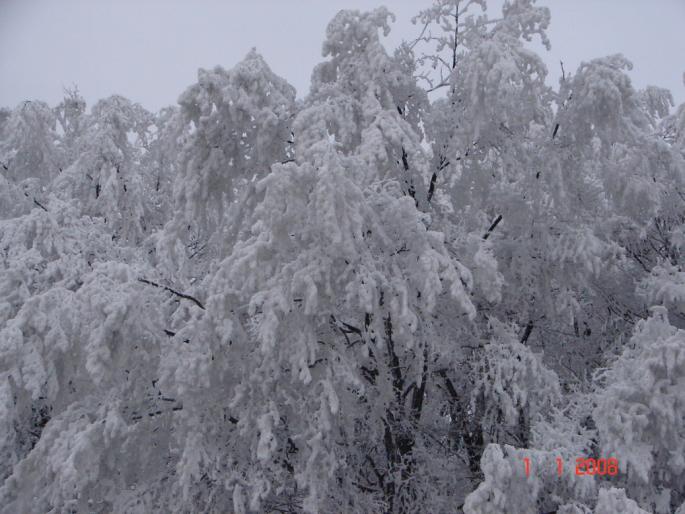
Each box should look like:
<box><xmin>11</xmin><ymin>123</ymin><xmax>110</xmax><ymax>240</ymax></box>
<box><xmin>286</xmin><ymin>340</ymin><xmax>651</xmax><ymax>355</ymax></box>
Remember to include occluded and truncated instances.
<box><xmin>1</xmin><ymin>0</ymin><xmax>684</xmax><ymax>513</ymax></box>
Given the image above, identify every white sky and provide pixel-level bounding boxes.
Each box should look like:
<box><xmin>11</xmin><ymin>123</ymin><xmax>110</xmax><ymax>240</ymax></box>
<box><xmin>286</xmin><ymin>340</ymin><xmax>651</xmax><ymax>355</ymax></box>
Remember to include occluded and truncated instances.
<box><xmin>1</xmin><ymin>0</ymin><xmax>683</xmax><ymax>112</ymax></box>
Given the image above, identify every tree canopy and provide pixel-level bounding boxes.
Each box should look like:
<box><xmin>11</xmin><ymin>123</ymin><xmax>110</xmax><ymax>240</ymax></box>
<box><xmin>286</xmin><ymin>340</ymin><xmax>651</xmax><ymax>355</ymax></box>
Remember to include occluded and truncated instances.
<box><xmin>1</xmin><ymin>1</ymin><xmax>684</xmax><ymax>513</ymax></box>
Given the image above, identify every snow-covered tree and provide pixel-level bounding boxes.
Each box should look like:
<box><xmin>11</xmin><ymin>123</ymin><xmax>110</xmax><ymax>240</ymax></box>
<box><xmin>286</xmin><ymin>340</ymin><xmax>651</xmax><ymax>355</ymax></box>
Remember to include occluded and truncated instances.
<box><xmin>593</xmin><ymin>306</ymin><xmax>685</xmax><ymax>512</ymax></box>
<box><xmin>1</xmin><ymin>1</ymin><xmax>683</xmax><ymax>513</ymax></box>
<box><xmin>54</xmin><ymin>87</ymin><xmax>88</xmax><ymax>167</ymax></box>
<box><xmin>157</xmin><ymin>48</ymin><xmax>297</xmax><ymax>278</ymax></box>
<box><xmin>154</xmin><ymin>10</ymin><xmax>482</xmax><ymax>511</ymax></box>
<box><xmin>296</xmin><ymin>7</ymin><xmax>431</xmax><ymax>206</ymax></box>
<box><xmin>52</xmin><ymin>95</ymin><xmax>154</xmax><ymax>245</ymax></box>
<box><xmin>0</xmin><ymin>101</ymin><xmax>62</xmax><ymax>183</ymax></box>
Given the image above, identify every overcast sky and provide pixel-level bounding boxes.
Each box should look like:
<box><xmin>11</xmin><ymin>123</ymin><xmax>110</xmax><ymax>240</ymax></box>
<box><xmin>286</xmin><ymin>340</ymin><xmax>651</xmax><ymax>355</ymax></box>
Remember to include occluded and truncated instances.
<box><xmin>1</xmin><ymin>0</ymin><xmax>683</xmax><ymax>112</ymax></box>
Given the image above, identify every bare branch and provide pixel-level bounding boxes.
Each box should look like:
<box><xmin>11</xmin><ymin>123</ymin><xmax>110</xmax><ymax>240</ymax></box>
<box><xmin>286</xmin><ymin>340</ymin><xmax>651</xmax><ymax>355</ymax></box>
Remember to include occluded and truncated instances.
<box><xmin>33</xmin><ymin>198</ymin><xmax>48</xmax><ymax>212</ymax></box>
<box><xmin>427</xmin><ymin>155</ymin><xmax>451</xmax><ymax>202</ymax></box>
<box><xmin>138</xmin><ymin>278</ymin><xmax>205</xmax><ymax>310</ymax></box>
<box><xmin>452</xmin><ymin>3</ymin><xmax>459</xmax><ymax>70</ymax></box>
<box><xmin>425</xmin><ymin>81</ymin><xmax>450</xmax><ymax>93</ymax></box>
<box><xmin>482</xmin><ymin>214</ymin><xmax>503</xmax><ymax>240</ymax></box>
<box><xmin>520</xmin><ymin>320</ymin><xmax>534</xmax><ymax>344</ymax></box>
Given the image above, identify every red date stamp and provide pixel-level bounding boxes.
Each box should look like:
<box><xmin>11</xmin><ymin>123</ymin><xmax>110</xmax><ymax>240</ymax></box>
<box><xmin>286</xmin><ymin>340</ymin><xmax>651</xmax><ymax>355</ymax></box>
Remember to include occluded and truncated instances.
<box><xmin>523</xmin><ymin>457</ymin><xmax>619</xmax><ymax>478</ymax></box>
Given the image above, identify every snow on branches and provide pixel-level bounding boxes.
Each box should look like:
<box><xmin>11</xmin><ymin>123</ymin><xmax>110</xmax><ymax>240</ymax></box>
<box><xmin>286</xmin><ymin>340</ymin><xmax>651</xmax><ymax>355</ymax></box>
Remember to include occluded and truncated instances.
<box><xmin>1</xmin><ymin>0</ymin><xmax>684</xmax><ymax>513</ymax></box>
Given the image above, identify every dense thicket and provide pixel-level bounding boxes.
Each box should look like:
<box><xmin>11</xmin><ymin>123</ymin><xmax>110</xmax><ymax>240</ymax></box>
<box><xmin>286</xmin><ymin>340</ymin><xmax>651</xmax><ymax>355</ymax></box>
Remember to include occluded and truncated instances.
<box><xmin>1</xmin><ymin>1</ymin><xmax>684</xmax><ymax>513</ymax></box>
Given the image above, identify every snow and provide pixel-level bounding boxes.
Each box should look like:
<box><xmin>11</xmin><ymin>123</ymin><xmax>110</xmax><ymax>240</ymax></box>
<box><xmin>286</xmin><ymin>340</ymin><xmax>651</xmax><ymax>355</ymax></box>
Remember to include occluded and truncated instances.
<box><xmin>1</xmin><ymin>0</ymin><xmax>684</xmax><ymax>512</ymax></box>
